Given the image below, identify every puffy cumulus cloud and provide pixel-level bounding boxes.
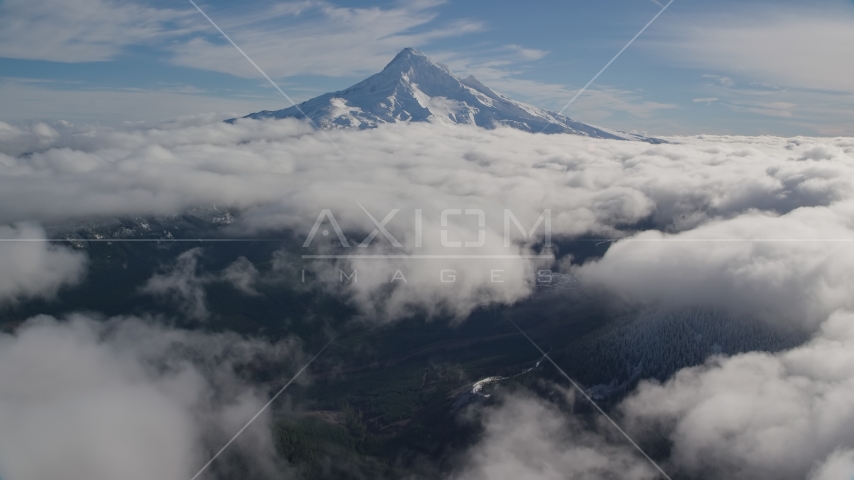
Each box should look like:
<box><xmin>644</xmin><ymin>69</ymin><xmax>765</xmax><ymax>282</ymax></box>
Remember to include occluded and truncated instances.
<box><xmin>1</xmin><ymin>118</ymin><xmax>854</xmax><ymax>321</ymax></box>
<box><xmin>0</xmin><ymin>222</ymin><xmax>87</xmax><ymax>303</ymax></box>
<box><xmin>451</xmin><ymin>391</ymin><xmax>657</xmax><ymax>480</ymax></box>
<box><xmin>0</xmin><ymin>121</ymin><xmax>63</xmax><ymax>155</ymax></box>
<box><xmin>454</xmin><ymin>313</ymin><xmax>854</xmax><ymax>480</ymax></box>
<box><xmin>809</xmin><ymin>450</ymin><xmax>854</xmax><ymax>480</ymax></box>
<box><xmin>617</xmin><ymin>310</ymin><xmax>854</xmax><ymax>480</ymax></box>
<box><xmin>559</xmin><ymin>136</ymin><xmax>854</xmax><ymax>478</ymax></box>
<box><xmin>573</xmin><ymin>201</ymin><xmax>854</xmax><ymax>328</ymax></box>
<box><xmin>0</xmin><ymin>313</ymin><xmax>302</xmax><ymax>480</ymax></box>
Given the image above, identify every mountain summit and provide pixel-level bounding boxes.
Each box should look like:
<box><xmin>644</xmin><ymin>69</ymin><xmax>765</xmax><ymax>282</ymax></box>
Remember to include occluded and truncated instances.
<box><xmin>232</xmin><ymin>48</ymin><xmax>645</xmax><ymax>140</ymax></box>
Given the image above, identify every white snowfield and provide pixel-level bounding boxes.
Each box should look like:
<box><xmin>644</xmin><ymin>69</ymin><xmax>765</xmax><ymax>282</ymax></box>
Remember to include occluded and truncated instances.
<box><xmin>232</xmin><ymin>48</ymin><xmax>653</xmax><ymax>141</ymax></box>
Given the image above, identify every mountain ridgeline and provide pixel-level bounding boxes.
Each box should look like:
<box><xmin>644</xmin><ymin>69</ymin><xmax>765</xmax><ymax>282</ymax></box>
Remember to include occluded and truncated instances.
<box><xmin>229</xmin><ymin>48</ymin><xmax>655</xmax><ymax>141</ymax></box>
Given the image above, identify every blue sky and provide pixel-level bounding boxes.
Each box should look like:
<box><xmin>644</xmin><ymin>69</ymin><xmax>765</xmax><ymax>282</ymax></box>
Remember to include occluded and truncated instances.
<box><xmin>1</xmin><ymin>0</ymin><xmax>853</xmax><ymax>135</ymax></box>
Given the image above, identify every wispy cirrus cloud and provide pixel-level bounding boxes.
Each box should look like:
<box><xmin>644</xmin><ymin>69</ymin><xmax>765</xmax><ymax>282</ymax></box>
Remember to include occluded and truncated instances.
<box><xmin>0</xmin><ymin>78</ymin><xmax>274</xmax><ymax>123</ymax></box>
<box><xmin>433</xmin><ymin>48</ymin><xmax>677</xmax><ymax>129</ymax></box>
<box><xmin>141</xmin><ymin>248</ymin><xmax>262</xmax><ymax>321</ymax></box>
<box><xmin>170</xmin><ymin>0</ymin><xmax>483</xmax><ymax>79</ymax></box>
<box><xmin>0</xmin><ymin>0</ymin><xmax>482</xmax><ymax>81</ymax></box>
<box><xmin>646</xmin><ymin>4</ymin><xmax>854</xmax><ymax>133</ymax></box>
<box><xmin>0</xmin><ymin>0</ymin><xmax>199</xmax><ymax>62</ymax></box>
<box><xmin>654</xmin><ymin>8</ymin><xmax>854</xmax><ymax>95</ymax></box>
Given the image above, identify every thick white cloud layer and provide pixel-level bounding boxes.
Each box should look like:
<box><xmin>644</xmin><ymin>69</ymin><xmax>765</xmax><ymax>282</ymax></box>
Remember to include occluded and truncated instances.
<box><xmin>0</xmin><ymin>223</ymin><xmax>87</xmax><ymax>303</ymax></box>
<box><xmin>0</xmin><ymin>314</ymin><xmax>301</xmax><ymax>480</ymax></box>
<box><xmin>2</xmin><ymin>119</ymin><xmax>851</xmax><ymax>229</ymax></box>
<box><xmin>2</xmin><ymin>118</ymin><xmax>854</xmax><ymax>319</ymax></box>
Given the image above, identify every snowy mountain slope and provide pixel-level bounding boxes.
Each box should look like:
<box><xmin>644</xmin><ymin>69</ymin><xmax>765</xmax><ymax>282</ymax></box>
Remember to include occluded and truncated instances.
<box><xmin>230</xmin><ymin>48</ymin><xmax>653</xmax><ymax>141</ymax></box>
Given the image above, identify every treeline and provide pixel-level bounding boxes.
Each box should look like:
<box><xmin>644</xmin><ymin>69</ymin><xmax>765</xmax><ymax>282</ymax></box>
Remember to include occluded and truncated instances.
<box><xmin>552</xmin><ymin>307</ymin><xmax>808</xmax><ymax>401</ymax></box>
<box><xmin>274</xmin><ymin>404</ymin><xmax>398</xmax><ymax>479</ymax></box>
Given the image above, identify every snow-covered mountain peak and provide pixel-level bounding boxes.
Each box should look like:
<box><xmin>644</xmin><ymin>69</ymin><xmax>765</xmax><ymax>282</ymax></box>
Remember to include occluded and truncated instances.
<box><xmin>381</xmin><ymin>47</ymin><xmax>436</xmax><ymax>71</ymax></box>
<box><xmin>379</xmin><ymin>48</ymin><xmax>456</xmax><ymax>78</ymax></box>
<box><xmin>231</xmin><ymin>48</ymin><xmax>655</xmax><ymax>141</ymax></box>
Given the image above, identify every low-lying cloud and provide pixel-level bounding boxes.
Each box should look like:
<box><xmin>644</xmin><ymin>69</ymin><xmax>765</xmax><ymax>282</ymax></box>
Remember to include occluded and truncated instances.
<box><xmin>4</xmin><ymin>116</ymin><xmax>854</xmax><ymax>478</ymax></box>
<box><xmin>0</xmin><ymin>313</ymin><xmax>302</xmax><ymax>480</ymax></box>
<box><xmin>2</xmin><ymin>118</ymin><xmax>853</xmax><ymax>321</ymax></box>
<box><xmin>0</xmin><ymin>0</ymin><xmax>197</xmax><ymax>63</ymax></box>
<box><xmin>574</xmin><ymin>202</ymin><xmax>854</xmax><ymax>328</ymax></box>
<box><xmin>452</xmin><ymin>389</ymin><xmax>656</xmax><ymax>480</ymax></box>
<box><xmin>619</xmin><ymin>309</ymin><xmax>854</xmax><ymax>480</ymax></box>
<box><xmin>0</xmin><ymin>222</ymin><xmax>87</xmax><ymax>303</ymax></box>
<box><xmin>653</xmin><ymin>7</ymin><xmax>854</xmax><ymax>96</ymax></box>
<box><xmin>141</xmin><ymin>248</ymin><xmax>262</xmax><ymax>321</ymax></box>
